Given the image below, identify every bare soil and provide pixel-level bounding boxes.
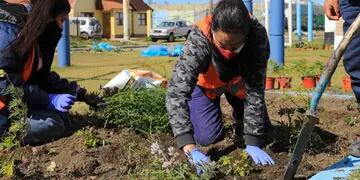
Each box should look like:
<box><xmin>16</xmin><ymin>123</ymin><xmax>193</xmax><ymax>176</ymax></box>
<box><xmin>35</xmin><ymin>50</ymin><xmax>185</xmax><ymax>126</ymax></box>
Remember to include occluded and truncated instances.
<box><xmin>1</xmin><ymin>94</ymin><xmax>358</xmax><ymax>179</ymax></box>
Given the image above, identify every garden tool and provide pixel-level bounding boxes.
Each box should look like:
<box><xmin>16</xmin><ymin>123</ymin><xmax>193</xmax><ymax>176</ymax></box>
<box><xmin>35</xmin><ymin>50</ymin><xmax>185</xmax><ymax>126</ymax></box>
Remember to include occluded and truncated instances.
<box><xmin>283</xmin><ymin>14</ymin><xmax>360</xmax><ymax>180</ymax></box>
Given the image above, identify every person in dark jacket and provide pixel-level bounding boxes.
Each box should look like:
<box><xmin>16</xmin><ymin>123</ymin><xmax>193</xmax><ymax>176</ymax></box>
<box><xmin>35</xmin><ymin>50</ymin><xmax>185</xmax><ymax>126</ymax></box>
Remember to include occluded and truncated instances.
<box><xmin>324</xmin><ymin>0</ymin><xmax>360</xmax><ymax>156</ymax></box>
<box><xmin>166</xmin><ymin>0</ymin><xmax>274</xmax><ymax>174</ymax></box>
<box><xmin>0</xmin><ymin>0</ymin><xmax>101</xmax><ymax>145</ymax></box>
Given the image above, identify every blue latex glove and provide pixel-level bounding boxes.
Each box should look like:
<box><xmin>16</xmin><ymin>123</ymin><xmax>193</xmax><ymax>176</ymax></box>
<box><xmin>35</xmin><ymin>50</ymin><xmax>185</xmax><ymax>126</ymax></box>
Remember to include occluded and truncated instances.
<box><xmin>187</xmin><ymin>148</ymin><xmax>210</xmax><ymax>175</ymax></box>
<box><xmin>48</xmin><ymin>94</ymin><xmax>76</xmax><ymax>112</ymax></box>
<box><xmin>245</xmin><ymin>145</ymin><xmax>275</xmax><ymax>166</ymax></box>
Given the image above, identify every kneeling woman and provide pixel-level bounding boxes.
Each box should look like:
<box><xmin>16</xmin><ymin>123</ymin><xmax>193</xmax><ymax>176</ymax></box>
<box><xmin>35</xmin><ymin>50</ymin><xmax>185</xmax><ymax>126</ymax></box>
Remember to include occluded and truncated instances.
<box><xmin>0</xmin><ymin>0</ymin><xmax>92</xmax><ymax>144</ymax></box>
<box><xmin>166</xmin><ymin>0</ymin><xmax>275</xmax><ymax>173</ymax></box>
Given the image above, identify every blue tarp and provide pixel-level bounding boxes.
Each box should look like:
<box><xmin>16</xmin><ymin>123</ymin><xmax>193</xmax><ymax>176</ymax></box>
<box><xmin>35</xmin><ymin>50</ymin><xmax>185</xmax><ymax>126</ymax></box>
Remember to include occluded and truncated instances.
<box><xmin>141</xmin><ymin>45</ymin><xmax>184</xmax><ymax>57</ymax></box>
<box><xmin>141</xmin><ymin>45</ymin><xmax>170</xmax><ymax>57</ymax></box>
<box><xmin>93</xmin><ymin>42</ymin><xmax>114</xmax><ymax>51</ymax></box>
<box><xmin>170</xmin><ymin>45</ymin><xmax>184</xmax><ymax>57</ymax></box>
<box><xmin>310</xmin><ymin>155</ymin><xmax>360</xmax><ymax>179</ymax></box>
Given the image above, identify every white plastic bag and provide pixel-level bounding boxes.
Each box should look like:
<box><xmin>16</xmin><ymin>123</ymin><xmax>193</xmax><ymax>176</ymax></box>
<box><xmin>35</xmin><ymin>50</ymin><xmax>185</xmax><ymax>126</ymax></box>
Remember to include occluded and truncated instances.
<box><xmin>103</xmin><ymin>69</ymin><xmax>167</xmax><ymax>90</ymax></box>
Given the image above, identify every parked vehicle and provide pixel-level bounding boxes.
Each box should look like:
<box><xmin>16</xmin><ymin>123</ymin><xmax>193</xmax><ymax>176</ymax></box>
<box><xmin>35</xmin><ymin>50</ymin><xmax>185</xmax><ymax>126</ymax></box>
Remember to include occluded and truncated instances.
<box><xmin>69</xmin><ymin>17</ymin><xmax>102</xmax><ymax>39</ymax></box>
<box><xmin>150</xmin><ymin>20</ymin><xmax>192</xmax><ymax>42</ymax></box>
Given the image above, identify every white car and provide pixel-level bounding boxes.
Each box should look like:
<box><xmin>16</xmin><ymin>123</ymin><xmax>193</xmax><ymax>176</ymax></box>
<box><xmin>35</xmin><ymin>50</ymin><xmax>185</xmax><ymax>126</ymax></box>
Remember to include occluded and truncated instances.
<box><xmin>69</xmin><ymin>17</ymin><xmax>102</xmax><ymax>39</ymax></box>
<box><xmin>150</xmin><ymin>20</ymin><xmax>192</xmax><ymax>42</ymax></box>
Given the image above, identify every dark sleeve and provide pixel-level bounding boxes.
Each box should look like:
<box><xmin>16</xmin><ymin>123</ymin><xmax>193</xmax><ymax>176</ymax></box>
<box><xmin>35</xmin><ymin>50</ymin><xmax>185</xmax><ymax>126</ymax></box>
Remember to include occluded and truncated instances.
<box><xmin>243</xmin><ymin>18</ymin><xmax>271</xmax><ymax>147</ymax></box>
<box><xmin>37</xmin><ymin>71</ymin><xmax>79</xmax><ymax>95</ymax></box>
<box><xmin>166</xmin><ymin>28</ymin><xmax>211</xmax><ymax>148</ymax></box>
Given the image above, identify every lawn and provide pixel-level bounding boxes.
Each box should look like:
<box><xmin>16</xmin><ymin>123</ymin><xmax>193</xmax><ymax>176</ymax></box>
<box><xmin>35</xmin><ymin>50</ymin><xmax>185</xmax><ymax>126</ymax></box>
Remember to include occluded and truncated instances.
<box><xmin>53</xmin><ymin>47</ymin><xmax>348</xmax><ymax>94</ymax></box>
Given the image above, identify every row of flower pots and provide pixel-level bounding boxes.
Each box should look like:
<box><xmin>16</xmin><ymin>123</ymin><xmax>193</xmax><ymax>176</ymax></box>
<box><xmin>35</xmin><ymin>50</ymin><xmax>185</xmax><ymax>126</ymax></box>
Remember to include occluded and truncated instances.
<box><xmin>265</xmin><ymin>75</ymin><xmax>352</xmax><ymax>91</ymax></box>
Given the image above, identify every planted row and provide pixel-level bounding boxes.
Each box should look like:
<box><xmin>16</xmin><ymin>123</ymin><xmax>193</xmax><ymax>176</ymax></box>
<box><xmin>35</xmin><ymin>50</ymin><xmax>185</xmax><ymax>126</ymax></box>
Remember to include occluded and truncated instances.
<box><xmin>266</xmin><ymin>60</ymin><xmax>352</xmax><ymax>91</ymax></box>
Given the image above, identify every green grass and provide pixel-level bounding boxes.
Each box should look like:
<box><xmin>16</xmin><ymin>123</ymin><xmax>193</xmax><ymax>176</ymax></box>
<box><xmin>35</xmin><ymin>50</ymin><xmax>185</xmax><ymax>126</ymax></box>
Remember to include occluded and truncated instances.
<box><xmin>52</xmin><ymin>47</ymin><xmax>347</xmax><ymax>93</ymax></box>
<box><xmin>70</xmin><ymin>37</ymin><xmax>188</xmax><ymax>48</ymax></box>
<box><xmin>283</xmin><ymin>47</ymin><xmax>347</xmax><ymax>93</ymax></box>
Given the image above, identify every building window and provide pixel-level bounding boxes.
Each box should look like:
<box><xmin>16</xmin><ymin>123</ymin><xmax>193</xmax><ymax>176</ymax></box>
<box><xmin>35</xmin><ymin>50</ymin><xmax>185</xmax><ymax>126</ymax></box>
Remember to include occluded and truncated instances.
<box><xmin>79</xmin><ymin>12</ymin><xmax>94</xmax><ymax>17</ymax></box>
<box><xmin>138</xmin><ymin>13</ymin><xmax>147</xmax><ymax>26</ymax></box>
<box><xmin>116</xmin><ymin>12</ymin><xmax>123</xmax><ymax>26</ymax></box>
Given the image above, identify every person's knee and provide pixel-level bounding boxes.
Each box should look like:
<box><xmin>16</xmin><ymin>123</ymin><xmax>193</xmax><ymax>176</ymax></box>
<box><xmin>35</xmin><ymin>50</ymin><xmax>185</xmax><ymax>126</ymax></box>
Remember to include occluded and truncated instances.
<box><xmin>194</xmin><ymin>129</ymin><xmax>224</xmax><ymax>146</ymax></box>
<box><xmin>43</xmin><ymin>117</ymin><xmax>66</xmax><ymax>136</ymax></box>
<box><xmin>27</xmin><ymin>113</ymin><xmax>66</xmax><ymax>140</ymax></box>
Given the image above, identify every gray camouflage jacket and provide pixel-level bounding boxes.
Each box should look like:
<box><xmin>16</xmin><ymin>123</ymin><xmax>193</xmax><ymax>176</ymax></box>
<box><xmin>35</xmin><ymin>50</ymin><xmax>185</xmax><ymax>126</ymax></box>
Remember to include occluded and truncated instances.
<box><xmin>166</xmin><ymin>17</ymin><xmax>271</xmax><ymax>149</ymax></box>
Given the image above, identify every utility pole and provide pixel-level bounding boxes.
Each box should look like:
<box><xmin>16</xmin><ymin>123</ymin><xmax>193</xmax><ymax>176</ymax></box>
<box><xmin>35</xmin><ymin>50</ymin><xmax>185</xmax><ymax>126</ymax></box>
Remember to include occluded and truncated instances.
<box><xmin>123</xmin><ymin>0</ymin><xmax>130</xmax><ymax>41</ymax></box>
<box><xmin>296</xmin><ymin>0</ymin><xmax>302</xmax><ymax>40</ymax></box>
<box><xmin>269</xmin><ymin>0</ymin><xmax>285</xmax><ymax>65</ymax></box>
<box><xmin>58</xmin><ymin>19</ymin><xmax>70</xmax><ymax>67</ymax></box>
<box><xmin>209</xmin><ymin>0</ymin><xmax>213</xmax><ymax>15</ymax></box>
<box><xmin>308</xmin><ymin>0</ymin><xmax>313</xmax><ymax>42</ymax></box>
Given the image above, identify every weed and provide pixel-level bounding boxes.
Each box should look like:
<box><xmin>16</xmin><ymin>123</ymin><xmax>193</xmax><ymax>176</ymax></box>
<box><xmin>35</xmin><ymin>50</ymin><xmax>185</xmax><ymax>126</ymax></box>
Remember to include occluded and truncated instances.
<box><xmin>75</xmin><ymin>128</ymin><xmax>105</xmax><ymax>148</ymax></box>
<box><xmin>272</xmin><ymin>94</ymin><xmax>328</xmax><ymax>154</ymax></box>
<box><xmin>345</xmin><ymin>116</ymin><xmax>358</xmax><ymax>127</ymax></box>
<box><xmin>0</xmin><ymin>84</ymin><xmax>28</xmax><ymax>177</ymax></box>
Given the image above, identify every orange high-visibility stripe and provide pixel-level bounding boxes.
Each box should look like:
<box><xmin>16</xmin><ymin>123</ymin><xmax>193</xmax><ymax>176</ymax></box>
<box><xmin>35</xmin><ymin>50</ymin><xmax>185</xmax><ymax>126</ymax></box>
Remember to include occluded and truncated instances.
<box><xmin>196</xmin><ymin>16</ymin><xmax>246</xmax><ymax>100</ymax></box>
<box><xmin>22</xmin><ymin>46</ymin><xmax>35</xmax><ymax>82</ymax></box>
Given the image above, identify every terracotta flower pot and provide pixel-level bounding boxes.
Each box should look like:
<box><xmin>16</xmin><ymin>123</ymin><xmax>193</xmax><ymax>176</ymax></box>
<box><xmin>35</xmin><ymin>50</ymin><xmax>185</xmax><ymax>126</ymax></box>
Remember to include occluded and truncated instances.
<box><xmin>276</xmin><ymin>77</ymin><xmax>292</xmax><ymax>89</ymax></box>
<box><xmin>302</xmin><ymin>76</ymin><xmax>316</xmax><ymax>89</ymax></box>
<box><xmin>343</xmin><ymin>76</ymin><xmax>352</xmax><ymax>92</ymax></box>
<box><xmin>265</xmin><ymin>77</ymin><xmax>275</xmax><ymax>90</ymax></box>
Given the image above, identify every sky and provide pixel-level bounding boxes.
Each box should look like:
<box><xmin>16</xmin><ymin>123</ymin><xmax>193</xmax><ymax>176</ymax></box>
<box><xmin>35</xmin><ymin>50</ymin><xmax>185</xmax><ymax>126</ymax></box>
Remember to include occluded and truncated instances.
<box><xmin>149</xmin><ymin>0</ymin><xmax>325</xmax><ymax>5</ymax></box>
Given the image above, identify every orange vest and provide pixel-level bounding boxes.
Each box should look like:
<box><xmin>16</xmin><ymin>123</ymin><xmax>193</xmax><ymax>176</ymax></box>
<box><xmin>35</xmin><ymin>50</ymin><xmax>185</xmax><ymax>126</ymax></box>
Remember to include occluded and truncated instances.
<box><xmin>196</xmin><ymin>16</ymin><xmax>246</xmax><ymax>100</ymax></box>
<box><xmin>0</xmin><ymin>47</ymin><xmax>35</xmax><ymax>110</ymax></box>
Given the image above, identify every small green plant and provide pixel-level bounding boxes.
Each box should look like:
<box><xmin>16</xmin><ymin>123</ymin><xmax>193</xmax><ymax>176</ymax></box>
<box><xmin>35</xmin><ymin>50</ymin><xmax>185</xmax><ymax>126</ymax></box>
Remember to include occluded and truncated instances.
<box><xmin>0</xmin><ymin>84</ymin><xmax>28</xmax><ymax>177</ymax></box>
<box><xmin>267</xmin><ymin>61</ymin><xmax>290</xmax><ymax>77</ymax></box>
<box><xmin>96</xmin><ymin>88</ymin><xmax>170</xmax><ymax>134</ymax></box>
<box><xmin>272</xmin><ymin>94</ymin><xmax>327</xmax><ymax>153</ymax></box>
<box><xmin>313</xmin><ymin>60</ymin><xmax>325</xmax><ymax>75</ymax></box>
<box><xmin>345</xmin><ymin>116</ymin><xmax>358</xmax><ymax>127</ymax></box>
<box><xmin>292</xmin><ymin>60</ymin><xmax>317</xmax><ymax>77</ymax></box>
<box><xmin>217</xmin><ymin>151</ymin><xmax>253</xmax><ymax>177</ymax></box>
<box><xmin>75</xmin><ymin>128</ymin><xmax>105</xmax><ymax>148</ymax></box>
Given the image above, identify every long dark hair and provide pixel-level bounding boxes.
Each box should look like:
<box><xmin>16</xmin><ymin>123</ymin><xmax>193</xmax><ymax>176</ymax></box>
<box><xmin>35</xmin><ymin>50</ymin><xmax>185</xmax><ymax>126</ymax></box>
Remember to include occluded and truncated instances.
<box><xmin>10</xmin><ymin>0</ymin><xmax>70</xmax><ymax>61</ymax></box>
<box><xmin>211</xmin><ymin>0</ymin><xmax>251</xmax><ymax>35</ymax></box>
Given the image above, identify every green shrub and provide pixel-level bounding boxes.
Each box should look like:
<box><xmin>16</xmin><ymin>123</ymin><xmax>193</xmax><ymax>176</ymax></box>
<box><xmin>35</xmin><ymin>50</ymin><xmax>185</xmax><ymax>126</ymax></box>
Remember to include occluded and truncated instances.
<box><xmin>96</xmin><ymin>88</ymin><xmax>170</xmax><ymax>134</ymax></box>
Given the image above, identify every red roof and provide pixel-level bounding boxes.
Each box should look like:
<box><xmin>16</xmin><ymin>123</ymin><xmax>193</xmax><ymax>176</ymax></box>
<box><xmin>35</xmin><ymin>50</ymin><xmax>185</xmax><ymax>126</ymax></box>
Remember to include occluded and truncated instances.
<box><xmin>96</xmin><ymin>0</ymin><xmax>152</xmax><ymax>11</ymax></box>
<box><xmin>6</xmin><ymin>0</ymin><xmax>76</xmax><ymax>7</ymax></box>
<box><xmin>6</xmin><ymin>0</ymin><xmax>152</xmax><ymax>11</ymax></box>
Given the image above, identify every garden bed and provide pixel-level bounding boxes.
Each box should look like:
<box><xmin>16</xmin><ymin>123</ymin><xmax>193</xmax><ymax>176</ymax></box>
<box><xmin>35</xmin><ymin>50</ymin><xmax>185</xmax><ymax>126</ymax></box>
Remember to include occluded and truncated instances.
<box><xmin>1</xmin><ymin>92</ymin><xmax>359</xmax><ymax>179</ymax></box>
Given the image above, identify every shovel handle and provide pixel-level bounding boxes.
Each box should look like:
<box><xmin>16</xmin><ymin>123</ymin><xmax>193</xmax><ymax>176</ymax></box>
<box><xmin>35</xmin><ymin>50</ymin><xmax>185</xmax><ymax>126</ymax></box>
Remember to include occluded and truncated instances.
<box><xmin>310</xmin><ymin>14</ymin><xmax>360</xmax><ymax>113</ymax></box>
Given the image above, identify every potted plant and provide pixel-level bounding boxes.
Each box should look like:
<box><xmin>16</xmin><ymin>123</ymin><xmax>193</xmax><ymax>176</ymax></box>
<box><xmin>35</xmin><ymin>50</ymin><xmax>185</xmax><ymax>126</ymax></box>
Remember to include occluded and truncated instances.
<box><xmin>293</xmin><ymin>60</ymin><xmax>317</xmax><ymax>89</ymax></box>
<box><xmin>266</xmin><ymin>61</ymin><xmax>277</xmax><ymax>90</ymax></box>
<box><xmin>343</xmin><ymin>75</ymin><xmax>352</xmax><ymax>92</ymax></box>
<box><xmin>269</xmin><ymin>62</ymin><xmax>292</xmax><ymax>89</ymax></box>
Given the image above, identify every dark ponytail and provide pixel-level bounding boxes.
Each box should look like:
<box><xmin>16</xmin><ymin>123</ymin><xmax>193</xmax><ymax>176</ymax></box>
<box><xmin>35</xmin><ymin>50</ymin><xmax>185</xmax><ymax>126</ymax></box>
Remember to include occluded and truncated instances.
<box><xmin>211</xmin><ymin>0</ymin><xmax>251</xmax><ymax>35</ymax></box>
